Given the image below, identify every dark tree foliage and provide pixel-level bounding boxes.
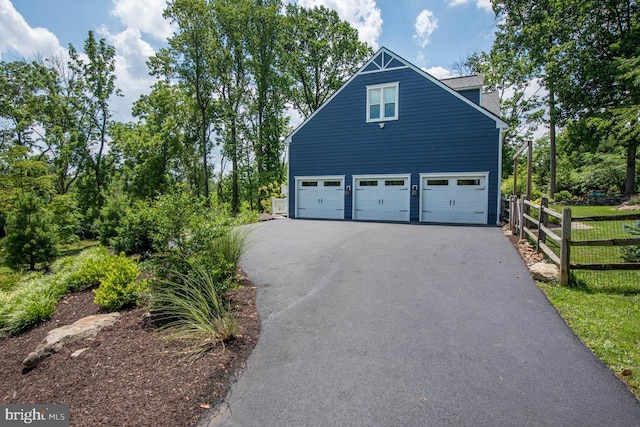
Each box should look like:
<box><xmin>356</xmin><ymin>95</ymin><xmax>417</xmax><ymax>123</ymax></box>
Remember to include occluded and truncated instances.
<box><xmin>3</xmin><ymin>192</ymin><xmax>57</xmax><ymax>270</ymax></box>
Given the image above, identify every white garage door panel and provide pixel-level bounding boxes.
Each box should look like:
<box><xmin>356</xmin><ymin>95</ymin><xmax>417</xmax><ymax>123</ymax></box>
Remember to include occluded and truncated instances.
<box><xmin>354</xmin><ymin>176</ymin><xmax>410</xmax><ymax>222</ymax></box>
<box><xmin>421</xmin><ymin>175</ymin><xmax>487</xmax><ymax>224</ymax></box>
<box><xmin>297</xmin><ymin>178</ymin><xmax>344</xmax><ymax>219</ymax></box>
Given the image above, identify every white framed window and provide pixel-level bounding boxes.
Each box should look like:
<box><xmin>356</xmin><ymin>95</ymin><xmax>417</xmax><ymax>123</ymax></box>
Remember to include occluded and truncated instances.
<box><xmin>366</xmin><ymin>82</ymin><xmax>399</xmax><ymax>122</ymax></box>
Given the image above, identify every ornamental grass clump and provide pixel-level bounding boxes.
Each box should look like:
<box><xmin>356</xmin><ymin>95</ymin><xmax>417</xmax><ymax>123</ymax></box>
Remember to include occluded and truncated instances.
<box><xmin>0</xmin><ymin>273</ymin><xmax>67</xmax><ymax>336</ymax></box>
<box><xmin>151</xmin><ymin>258</ymin><xmax>238</xmax><ymax>354</ymax></box>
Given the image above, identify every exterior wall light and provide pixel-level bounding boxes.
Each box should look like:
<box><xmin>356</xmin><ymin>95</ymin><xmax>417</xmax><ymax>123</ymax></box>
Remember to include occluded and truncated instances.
<box><xmin>411</xmin><ymin>185</ymin><xmax>418</xmax><ymax>196</ymax></box>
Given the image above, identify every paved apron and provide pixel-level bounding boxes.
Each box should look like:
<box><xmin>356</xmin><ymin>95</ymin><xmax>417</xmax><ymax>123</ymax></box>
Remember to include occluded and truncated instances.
<box><xmin>200</xmin><ymin>220</ymin><xmax>640</xmax><ymax>426</ymax></box>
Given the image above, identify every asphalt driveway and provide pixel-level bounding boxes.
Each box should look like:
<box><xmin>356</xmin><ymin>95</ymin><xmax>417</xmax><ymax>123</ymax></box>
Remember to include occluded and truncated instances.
<box><xmin>201</xmin><ymin>220</ymin><xmax>640</xmax><ymax>426</ymax></box>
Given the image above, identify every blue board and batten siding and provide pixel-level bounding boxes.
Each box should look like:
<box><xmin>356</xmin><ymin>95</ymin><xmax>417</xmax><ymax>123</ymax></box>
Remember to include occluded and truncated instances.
<box><xmin>287</xmin><ymin>48</ymin><xmax>506</xmax><ymax>225</ymax></box>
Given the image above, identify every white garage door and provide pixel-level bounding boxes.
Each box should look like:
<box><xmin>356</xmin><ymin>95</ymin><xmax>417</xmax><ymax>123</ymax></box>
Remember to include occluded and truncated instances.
<box><xmin>353</xmin><ymin>175</ymin><xmax>410</xmax><ymax>222</ymax></box>
<box><xmin>420</xmin><ymin>174</ymin><xmax>488</xmax><ymax>224</ymax></box>
<box><xmin>296</xmin><ymin>177</ymin><xmax>344</xmax><ymax>219</ymax></box>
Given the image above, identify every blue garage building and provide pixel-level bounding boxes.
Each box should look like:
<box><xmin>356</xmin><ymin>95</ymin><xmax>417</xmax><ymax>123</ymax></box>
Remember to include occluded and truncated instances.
<box><xmin>285</xmin><ymin>47</ymin><xmax>508</xmax><ymax>225</ymax></box>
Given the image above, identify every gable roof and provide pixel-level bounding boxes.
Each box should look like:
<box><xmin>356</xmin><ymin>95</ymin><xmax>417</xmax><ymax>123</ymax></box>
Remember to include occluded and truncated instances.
<box><xmin>285</xmin><ymin>47</ymin><xmax>508</xmax><ymax>143</ymax></box>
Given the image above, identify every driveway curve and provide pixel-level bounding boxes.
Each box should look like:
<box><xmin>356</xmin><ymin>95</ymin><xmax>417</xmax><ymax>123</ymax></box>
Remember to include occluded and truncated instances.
<box><xmin>201</xmin><ymin>220</ymin><xmax>640</xmax><ymax>426</ymax></box>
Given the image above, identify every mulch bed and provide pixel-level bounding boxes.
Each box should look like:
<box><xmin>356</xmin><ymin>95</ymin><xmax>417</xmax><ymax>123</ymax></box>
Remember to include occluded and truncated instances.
<box><xmin>0</xmin><ymin>273</ymin><xmax>260</xmax><ymax>427</ymax></box>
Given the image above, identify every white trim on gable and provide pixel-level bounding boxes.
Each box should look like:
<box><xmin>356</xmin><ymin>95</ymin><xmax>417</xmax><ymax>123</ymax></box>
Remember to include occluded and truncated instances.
<box><xmin>285</xmin><ymin>47</ymin><xmax>508</xmax><ymax>144</ymax></box>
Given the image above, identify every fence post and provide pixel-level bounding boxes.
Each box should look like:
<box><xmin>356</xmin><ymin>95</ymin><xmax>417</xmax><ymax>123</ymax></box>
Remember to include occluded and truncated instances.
<box><xmin>519</xmin><ymin>195</ymin><xmax>526</xmax><ymax>239</ymax></box>
<box><xmin>560</xmin><ymin>207</ymin><xmax>572</xmax><ymax>286</ymax></box>
<box><xmin>509</xmin><ymin>195</ymin><xmax>516</xmax><ymax>233</ymax></box>
<box><xmin>526</xmin><ymin>141</ymin><xmax>533</xmax><ymax>199</ymax></box>
<box><xmin>538</xmin><ymin>197</ymin><xmax>548</xmax><ymax>253</ymax></box>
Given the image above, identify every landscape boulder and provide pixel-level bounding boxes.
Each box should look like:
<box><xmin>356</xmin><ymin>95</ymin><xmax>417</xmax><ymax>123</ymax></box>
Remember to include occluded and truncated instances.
<box><xmin>23</xmin><ymin>312</ymin><xmax>120</xmax><ymax>370</ymax></box>
<box><xmin>529</xmin><ymin>262</ymin><xmax>559</xmax><ymax>282</ymax></box>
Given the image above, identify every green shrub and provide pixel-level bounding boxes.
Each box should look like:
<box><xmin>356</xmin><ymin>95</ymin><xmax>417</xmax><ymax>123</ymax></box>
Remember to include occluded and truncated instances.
<box><xmin>575</xmin><ymin>152</ymin><xmax>626</xmax><ymax>195</ymax></box>
<box><xmin>93</xmin><ymin>253</ymin><xmax>147</xmax><ymax>311</ymax></box>
<box><xmin>97</xmin><ymin>186</ymin><xmax>130</xmax><ymax>246</ymax></box>
<box><xmin>501</xmin><ymin>173</ymin><xmax>541</xmax><ymax>199</ymax></box>
<box><xmin>63</xmin><ymin>246</ymin><xmax>111</xmax><ymax>291</ymax></box>
<box><xmin>553</xmin><ymin>190</ymin><xmax>573</xmax><ymax>202</ymax></box>
<box><xmin>48</xmin><ymin>194</ymin><xmax>82</xmax><ymax>244</ymax></box>
<box><xmin>111</xmin><ymin>201</ymin><xmax>157</xmax><ymax>256</ymax></box>
<box><xmin>150</xmin><ymin>190</ymin><xmax>205</xmax><ymax>253</ymax></box>
<box><xmin>151</xmin><ymin>258</ymin><xmax>238</xmax><ymax>354</ymax></box>
<box><xmin>620</xmin><ymin>221</ymin><xmax>640</xmax><ymax>263</ymax></box>
<box><xmin>258</xmin><ymin>181</ymin><xmax>285</xmax><ymax>213</ymax></box>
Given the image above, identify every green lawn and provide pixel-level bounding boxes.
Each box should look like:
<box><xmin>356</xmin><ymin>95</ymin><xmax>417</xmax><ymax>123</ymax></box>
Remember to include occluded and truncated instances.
<box><xmin>538</xmin><ymin>281</ymin><xmax>640</xmax><ymax>397</ymax></box>
<box><xmin>536</xmin><ymin>205</ymin><xmax>640</xmax><ymax>398</ymax></box>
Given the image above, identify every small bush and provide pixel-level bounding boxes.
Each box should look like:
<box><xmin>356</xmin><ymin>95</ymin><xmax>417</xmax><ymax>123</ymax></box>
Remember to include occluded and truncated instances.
<box><xmin>111</xmin><ymin>201</ymin><xmax>157</xmax><ymax>256</ymax></box>
<box><xmin>258</xmin><ymin>181</ymin><xmax>285</xmax><ymax>213</ymax></box>
<box><xmin>62</xmin><ymin>246</ymin><xmax>112</xmax><ymax>291</ymax></box>
<box><xmin>48</xmin><ymin>194</ymin><xmax>82</xmax><ymax>244</ymax></box>
<box><xmin>93</xmin><ymin>253</ymin><xmax>147</xmax><ymax>311</ymax></box>
<box><xmin>620</xmin><ymin>221</ymin><xmax>640</xmax><ymax>263</ymax></box>
<box><xmin>553</xmin><ymin>190</ymin><xmax>573</xmax><ymax>202</ymax></box>
<box><xmin>150</xmin><ymin>190</ymin><xmax>204</xmax><ymax>253</ymax></box>
<box><xmin>97</xmin><ymin>186</ymin><xmax>129</xmax><ymax>246</ymax></box>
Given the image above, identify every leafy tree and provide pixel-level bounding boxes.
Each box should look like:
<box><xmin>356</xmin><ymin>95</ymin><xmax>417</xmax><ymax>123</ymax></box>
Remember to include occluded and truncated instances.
<box><xmin>282</xmin><ymin>4</ymin><xmax>373</xmax><ymax>119</ymax></box>
<box><xmin>0</xmin><ymin>61</ymin><xmax>49</xmax><ymax>148</ymax></box>
<box><xmin>68</xmin><ymin>31</ymin><xmax>122</xmax><ymax>215</ymax></box>
<box><xmin>38</xmin><ymin>55</ymin><xmax>85</xmax><ymax>195</ymax></box>
<box><xmin>245</xmin><ymin>0</ymin><xmax>288</xmax><ymax>209</ymax></box>
<box><xmin>211</xmin><ymin>0</ymin><xmax>252</xmax><ymax>214</ymax></box>
<box><xmin>3</xmin><ymin>192</ymin><xmax>57</xmax><ymax>270</ymax></box>
<box><xmin>464</xmin><ymin>49</ymin><xmax>544</xmax><ymax>179</ymax></box>
<box><xmin>151</xmin><ymin>0</ymin><xmax>217</xmax><ymax>201</ymax></box>
<box><xmin>492</xmin><ymin>0</ymin><xmax>639</xmax><ymax>195</ymax></box>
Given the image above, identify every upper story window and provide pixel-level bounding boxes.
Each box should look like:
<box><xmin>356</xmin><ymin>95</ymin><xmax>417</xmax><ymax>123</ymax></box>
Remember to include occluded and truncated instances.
<box><xmin>366</xmin><ymin>82</ymin><xmax>399</xmax><ymax>122</ymax></box>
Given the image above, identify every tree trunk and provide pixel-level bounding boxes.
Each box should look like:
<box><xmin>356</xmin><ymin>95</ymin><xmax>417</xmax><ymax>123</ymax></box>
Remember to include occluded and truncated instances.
<box><xmin>624</xmin><ymin>142</ymin><xmax>637</xmax><ymax>196</ymax></box>
<box><xmin>201</xmin><ymin>108</ymin><xmax>209</xmax><ymax>203</ymax></box>
<box><xmin>231</xmin><ymin>120</ymin><xmax>239</xmax><ymax>215</ymax></box>
<box><xmin>549</xmin><ymin>86</ymin><xmax>557</xmax><ymax>198</ymax></box>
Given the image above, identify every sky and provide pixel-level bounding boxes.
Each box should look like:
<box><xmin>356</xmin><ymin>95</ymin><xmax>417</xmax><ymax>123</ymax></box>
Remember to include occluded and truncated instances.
<box><xmin>0</xmin><ymin>0</ymin><xmax>500</xmax><ymax>123</ymax></box>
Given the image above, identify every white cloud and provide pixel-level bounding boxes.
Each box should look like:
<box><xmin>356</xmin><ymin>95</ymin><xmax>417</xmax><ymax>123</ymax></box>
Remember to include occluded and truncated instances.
<box><xmin>425</xmin><ymin>66</ymin><xmax>453</xmax><ymax>79</ymax></box>
<box><xmin>103</xmin><ymin>0</ymin><xmax>175</xmax><ymax>121</ymax></box>
<box><xmin>97</xmin><ymin>26</ymin><xmax>157</xmax><ymax>121</ymax></box>
<box><xmin>111</xmin><ymin>0</ymin><xmax>174</xmax><ymax>41</ymax></box>
<box><xmin>413</xmin><ymin>9</ymin><xmax>438</xmax><ymax>48</ymax></box>
<box><xmin>0</xmin><ymin>0</ymin><xmax>66</xmax><ymax>60</ymax></box>
<box><xmin>296</xmin><ymin>0</ymin><xmax>382</xmax><ymax>49</ymax></box>
<box><xmin>448</xmin><ymin>0</ymin><xmax>493</xmax><ymax>13</ymax></box>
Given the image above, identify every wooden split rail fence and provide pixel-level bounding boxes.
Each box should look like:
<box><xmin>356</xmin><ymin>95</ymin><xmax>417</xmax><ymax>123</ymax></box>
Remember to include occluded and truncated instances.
<box><xmin>509</xmin><ymin>195</ymin><xmax>640</xmax><ymax>285</ymax></box>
